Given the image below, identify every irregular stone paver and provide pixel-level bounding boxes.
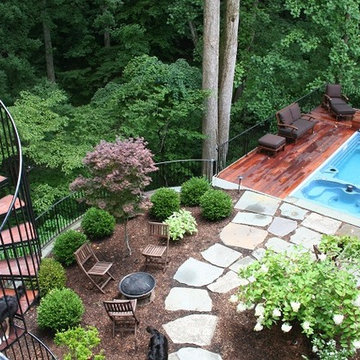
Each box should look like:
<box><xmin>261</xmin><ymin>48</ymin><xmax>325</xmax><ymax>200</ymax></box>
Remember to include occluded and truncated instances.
<box><xmin>221</xmin><ymin>223</ymin><xmax>267</xmax><ymax>250</ymax></box>
<box><xmin>173</xmin><ymin>257</ymin><xmax>223</xmax><ymax>287</ymax></box>
<box><xmin>268</xmin><ymin>217</ymin><xmax>297</xmax><ymax>237</ymax></box>
<box><xmin>290</xmin><ymin>227</ymin><xmax>322</xmax><ymax>250</ymax></box>
<box><xmin>229</xmin><ymin>256</ymin><xmax>255</xmax><ymax>273</ymax></box>
<box><xmin>165</xmin><ymin>288</ymin><xmax>212</xmax><ymax>312</ymax></box>
<box><xmin>265</xmin><ymin>237</ymin><xmax>294</xmax><ymax>254</ymax></box>
<box><xmin>302</xmin><ymin>213</ymin><xmax>341</xmax><ymax>234</ymax></box>
<box><xmin>163</xmin><ymin>315</ymin><xmax>218</xmax><ymax>346</ymax></box>
<box><xmin>201</xmin><ymin>243</ymin><xmax>242</xmax><ymax>268</ymax></box>
<box><xmin>176</xmin><ymin>347</ymin><xmax>222</xmax><ymax>360</ymax></box>
<box><xmin>234</xmin><ymin>191</ymin><xmax>280</xmax><ymax>216</ymax></box>
<box><xmin>207</xmin><ymin>271</ymin><xmax>242</xmax><ymax>293</ymax></box>
<box><xmin>280</xmin><ymin>203</ymin><xmax>308</xmax><ymax>220</ymax></box>
<box><xmin>252</xmin><ymin>247</ymin><xmax>266</xmax><ymax>260</ymax></box>
<box><xmin>169</xmin><ymin>354</ymin><xmax>179</xmax><ymax>360</ymax></box>
<box><xmin>232</xmin><ymin>212</ymin><xmax>272</xmax><ymax>227</ymax></box>
<box><xmin>336</xmin><ymin>223</ymin><xmax>360</xmax><ymax>238</ymax></box>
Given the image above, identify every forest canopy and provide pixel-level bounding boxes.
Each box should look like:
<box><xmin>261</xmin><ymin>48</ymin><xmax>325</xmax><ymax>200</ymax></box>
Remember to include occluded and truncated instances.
<box><xmin>2</xmin><ymin>0</ymin><xmax>360</xmax><ymax>213</ymax></box>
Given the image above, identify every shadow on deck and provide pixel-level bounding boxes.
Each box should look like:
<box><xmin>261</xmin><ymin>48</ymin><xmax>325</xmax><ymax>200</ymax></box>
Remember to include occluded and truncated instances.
<box><xmin>217</xmin><ymin>106</ymin><xmax>358</xmax><ymax>198</ymax></box>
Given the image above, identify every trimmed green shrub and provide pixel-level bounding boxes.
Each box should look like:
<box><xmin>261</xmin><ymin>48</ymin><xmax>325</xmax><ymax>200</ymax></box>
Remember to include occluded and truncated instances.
<box><xmin>38</xmin><ymin>258</ymin><xmax>66</xmax><ymax>297</ymax></box>
<box><xmin>149</xmin><ymin>188</ymin><xmax>180</xmax><ymax>221</ymax></box>
<box><xmin>200</xmin><ymin>189</ymin><xmax>232</xmax><ymax>221</ymax></box>
<box><xmin>81</xmin><ymin>207</ymin><xmax>116</xmax><ymax>240</ymax></box>
<box><xmin>55</xmin><ymin>326</ymin><xmax>105</xmax><ymax>360</ymax></box>
<box><xmin>180</xmin><ymin>177</ymin><xmax>211</xmax><ymax>206</ymax></box>
<box><xmin>37</xmin><ymin>288</ymin><xmax>85</xmax><ymax>332</ymax></box>
<box><xmin>164</xmin><ymin>209</ymin><xmax>197</xmax><ymax>240</ymax></box>
<box><xmin>53</xmin><ymin>230</ymin><xmax>87</xmax><ymax>266</ymax></box>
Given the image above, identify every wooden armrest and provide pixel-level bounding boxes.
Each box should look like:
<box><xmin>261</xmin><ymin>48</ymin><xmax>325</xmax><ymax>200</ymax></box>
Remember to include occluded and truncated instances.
<box><xmin>301</xmin><ymin>114</ymin><xmax>315</xmax><ymax>121</ymax></box>
<box><xmin>342</xmin><ymin>95</ymin><xmax>349</xmax><ymax>102</ymax></box>
<box><xmin>324</xmin><ymin>94</ymin><xmax>331</xmax><ymax>101</ymax></box>
<box><xmin>278</xmin><ymin>123</ymin><xmax>298</xmax><ymax>130</ymax></box>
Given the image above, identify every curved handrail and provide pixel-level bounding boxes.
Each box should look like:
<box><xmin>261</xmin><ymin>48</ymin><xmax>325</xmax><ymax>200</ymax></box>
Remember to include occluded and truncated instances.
<box><xmin>0</xmin><ymin>100</ymin><xmax>23</xmax><ymax>231</ymax></box>
<box><xmin>27</xmin><ymin>331</ymin><xmax>57</xmax><ymax>359</ymax></box>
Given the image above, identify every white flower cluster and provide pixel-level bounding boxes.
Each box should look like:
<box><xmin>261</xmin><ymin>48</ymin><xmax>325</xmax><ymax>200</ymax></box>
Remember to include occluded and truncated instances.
<box><xmin>333</xmin><ymin>314</ymin><xmax>344</xmax><ymax>325</ymax></box>
<box><xmin>290</xmin><ymin>301</ymin><xmax>301</xmax><ymax>312</ymax></box>
<box><xmin>281</xmin><ymin>323</ymin><xmax>292</xmax><ymax>333</ymax></box>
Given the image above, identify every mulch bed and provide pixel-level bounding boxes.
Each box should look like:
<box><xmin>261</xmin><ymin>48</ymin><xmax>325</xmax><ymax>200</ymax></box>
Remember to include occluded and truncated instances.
<box><xmin>24</xmin><ymin>190</ymin><xmax>320</xmax><ymax>359</ymax></box>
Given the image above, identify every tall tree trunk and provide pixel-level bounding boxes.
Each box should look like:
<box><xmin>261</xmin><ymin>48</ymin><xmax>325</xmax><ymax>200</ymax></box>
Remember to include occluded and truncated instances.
<box><xmin>202</xmin><ymin>0</ymin><xmax>220</xmax><ymax>166</ymax></box>
<box><xmin>104</xmin><ymin>31</ymin><xmax>111</xmax><ymax>48</ymax></box>
<box><xmin>188</xmin><ymin>20</ymin><xmax>198</xmax><ymax>47</ymax></box>
<box><xmin>42</xmin><ymin>0</ymin><xmax>55</xmax><ymax>82</ymax></box>
<box><xmin>218</xmin><ymin>0</ymin><xmax>240</xmax><ymax>166</ymax></box>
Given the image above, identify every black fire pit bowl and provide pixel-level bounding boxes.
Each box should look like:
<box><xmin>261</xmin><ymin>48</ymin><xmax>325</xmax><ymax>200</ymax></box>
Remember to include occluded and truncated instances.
<box><xmin>119</xmin><ymin>272</ymin><xmax>156</xmax><ymax>299</ymax></box>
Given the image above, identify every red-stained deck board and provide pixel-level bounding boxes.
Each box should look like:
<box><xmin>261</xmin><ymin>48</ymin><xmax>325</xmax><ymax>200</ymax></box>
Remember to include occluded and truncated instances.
<box><xmin>0</xmin><ymin>256</ymin><xmax>38</xmax><ymax>277</ymax></box>
<box><xmin>0</xmin><ymin>223</ymin><xmax>35</xmax><ymax>246</ymax></box>
<box><xmin>217</xmin><ymin>106</ymin><xmax>357</xmax><ymax>198</ymax></box>
<box><xmin>0</xmin><ymin>195</ymin><xmax>24</xmax><ymax>216</ymax></box>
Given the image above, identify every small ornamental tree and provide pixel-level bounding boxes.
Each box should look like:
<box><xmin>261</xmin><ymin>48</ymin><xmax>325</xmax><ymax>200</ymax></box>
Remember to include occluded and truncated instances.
<box><xmin>70</xmin><ymin>137</ymin><xmax>157</xmax><ymax>253</ymax></box>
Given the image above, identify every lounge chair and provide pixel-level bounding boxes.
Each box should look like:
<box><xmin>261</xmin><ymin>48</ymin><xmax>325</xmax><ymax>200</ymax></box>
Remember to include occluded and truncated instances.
<box><xmin>276</xmin><ymin>102</ymin><xmax>316</xmax><ymax>142</ymax></box>
<box><xmin>323</xmin><ymin>84</ymin><xmax>356</xmax><ymax>121</ymax></box>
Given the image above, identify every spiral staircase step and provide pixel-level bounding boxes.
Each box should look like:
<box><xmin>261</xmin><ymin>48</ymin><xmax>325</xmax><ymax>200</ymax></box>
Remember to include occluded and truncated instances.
<box><xmin>0</xmin><ymin>256</ymin><xmax>39</xmax><ymax>277</ymax></box>
<box><xmin>0</xmin><ymin>195</ymin><xmax>24</xmax><ymax>216</ymax></box>
<box><xmin>0</xmin><ymin>288</ymin><xmax>38</xmax><ymax>315</ymax></box>
<box><xmin>0</xmin><ymin>223</ymin><xmax>35</xmax><ymax>247</ymax></box>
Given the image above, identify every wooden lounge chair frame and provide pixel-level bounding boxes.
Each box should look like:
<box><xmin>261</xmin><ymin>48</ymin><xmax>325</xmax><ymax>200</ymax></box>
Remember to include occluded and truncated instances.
<box><xmin>103</xmin><ymin>299</ymin><xmax>139</xmax><ymax>347</ymax></box>
<box><xmin>142</xmin><ymin>222</ymin><xmax>170</xmax><ymax>272</ymax></box>
<box><xmin>74</xmin><ymin>243</ymin><xmax>115</xmax><ymax>293</ymax></box>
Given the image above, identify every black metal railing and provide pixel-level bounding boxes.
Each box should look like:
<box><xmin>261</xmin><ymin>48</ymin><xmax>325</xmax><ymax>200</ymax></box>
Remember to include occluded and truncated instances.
<box><xmin>216</xmin><ymin>85</ymin><xmax>325</xmax><ymax>172</ymax></box>
<box><xmin>35</xmin><ymin>191</ymin><xmax>88</xmax><ymax>248</ymax></box>
<box><xmin>0</xmin><ymin>100</ymin><xmax>56</xmax><ymax>359</ymax></box>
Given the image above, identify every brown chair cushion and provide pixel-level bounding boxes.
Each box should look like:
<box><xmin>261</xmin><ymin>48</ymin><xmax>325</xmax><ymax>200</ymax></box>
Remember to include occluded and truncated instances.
<box><xmin>326</xmin><ymin>84</ymin><xmax>341</xmax><ymax>98</ymax></box>
<box><xmin>278</xmin><ymin>107</ymin><xmax>293</xmax><ymax>125</ymax></box>
<box><xmin>258</xmin><ymin>134</ymin><xmax>286</xmax><ymax>149</ymax></box>
<box><xmin>330</xmin><ymin>102</ymin><xmax>355</xmax><ymax>116</ymax></box>
<box><xmin>278</xmin><ymin>119</ymin><xmax>314</xmax><ymax>139</ymax></box>
<box><xmin>289</xmin><ymin>103</ymin><xmax>301</xmax><ymax>121</ymax></box>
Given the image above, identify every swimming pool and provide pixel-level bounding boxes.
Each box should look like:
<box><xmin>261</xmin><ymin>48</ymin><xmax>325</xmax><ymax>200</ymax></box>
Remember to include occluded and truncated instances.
<box><xmin>291</xmin><ymin>131</ymin><xmax>360</xmax><ymax>217</ymax></box>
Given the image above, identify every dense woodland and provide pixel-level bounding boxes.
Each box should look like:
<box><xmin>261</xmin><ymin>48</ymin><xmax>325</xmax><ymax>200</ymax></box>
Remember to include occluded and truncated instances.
<box><xmin>2</xmin><ymin>0</ymin><xmax>360</xmax><ymax>213</ymax></box>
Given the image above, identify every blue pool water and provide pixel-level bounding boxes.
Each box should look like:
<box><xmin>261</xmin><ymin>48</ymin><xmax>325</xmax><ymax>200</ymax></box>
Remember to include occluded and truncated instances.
<box><xmin>292</xmin><ymin>131</ymin><xmax>360</xmax><ymax>217</ymax></box>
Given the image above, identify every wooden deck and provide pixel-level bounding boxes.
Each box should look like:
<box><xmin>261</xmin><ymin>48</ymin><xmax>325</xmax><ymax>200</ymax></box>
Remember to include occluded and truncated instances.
<box><xmin>217</xmin><ymin>106</ymin><xmax>358</xmax><ymax>198</ymax></box>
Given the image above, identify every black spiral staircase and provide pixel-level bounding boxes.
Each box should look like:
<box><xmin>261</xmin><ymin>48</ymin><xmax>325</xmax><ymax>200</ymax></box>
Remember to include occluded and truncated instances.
<box><xmin>0</xmin><ymin>101</ymin><xmax>55</xmax><ymax>359</ymax></box>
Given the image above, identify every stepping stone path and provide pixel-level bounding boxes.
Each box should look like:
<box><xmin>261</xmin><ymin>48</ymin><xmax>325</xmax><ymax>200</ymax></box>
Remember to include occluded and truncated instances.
<box><xmin>234</xmin><ymin>191</ymin><xmax>280</xmax><ymax>215</ymax></box>
<box><xmin>173</xmin><ymin>258</ymin><xmax>223</xmax><ymax>287</ymax></box>
<box><xmin>165</xmin><ymin>288</ymin><xmax>212</xmax><ymax>312</ymax></box>
<box><xmin>162</xmin><ymin>189</ymin><xmax>354</xmax><ymax>358</ymax></box>
<box><xmin>201</xmin><ymin>243</ymin><xmax>242</xmax><ymax>268</ymax></box>
<box><xmin>268</xmin><ymin>217</ymin><xmax>297</xmax><ymax>237</ymax></box>
<box><xmin>170</xmin><ymin>347</ymin><xmax>223</xmax><ymax>360</ymax></box>
<box><xmin>232</xmin><ymin>211</ymin><xmax>273</xmax><ymax>227</ymax></box>
<box><xmin>220</xmin><ymin>223</ymin><xmax>267</xmax><ymax>249</ymax></box>
<box><xmin>207</xmin><ymin>270</ymin><xmax>242</xmax><ymax>293</ymax></box>
<box><xmin>163</xmin><ymin>315</ymin><xmax>218</xmax><ymax>346</ymax></box>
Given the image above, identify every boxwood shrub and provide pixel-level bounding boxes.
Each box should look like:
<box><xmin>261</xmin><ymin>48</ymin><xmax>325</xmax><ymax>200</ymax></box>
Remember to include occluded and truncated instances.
<box><xmin>180</xmin><ymin>177</ymin><xmax>211</xmax><ymax>206</ymax></box>
<box><xmin>53</xmin><ymin>230</ymin><xmax>87</xmax><ymax>266</ymax></box>
<box><xmin>200</xmin><ymin>189</ymin><xmax>233</xmax><ymax>221</ymax></box>
<box><xmin>37</xmin><ymin>288</ymin><xmax>84</xmax><ymax>332</ymax></box>
<box><xmin>149</xmin><ymin>188</ymin><xmax>180</xmax><ymax>221</ymax></box>
<box><xmin>38</xmin><ymin>258</ymin><xmax>67</xmax><ymax>297</ymax></box>
<box><xmin>81</xmin><ymin>207</ymin><xmax>115</xmax><ymax>240</ymax></box>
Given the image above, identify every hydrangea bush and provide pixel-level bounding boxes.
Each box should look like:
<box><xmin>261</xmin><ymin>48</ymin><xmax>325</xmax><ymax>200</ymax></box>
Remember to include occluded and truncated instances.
<box><xmin>230</xmin><ymin>247</ymin><xmax>360</xmax><ymax>359</ymax></box>
<box><xmin>164</xmin><ymin>209</ymin><xmax>197</xmax><ymax>240</ymax></box>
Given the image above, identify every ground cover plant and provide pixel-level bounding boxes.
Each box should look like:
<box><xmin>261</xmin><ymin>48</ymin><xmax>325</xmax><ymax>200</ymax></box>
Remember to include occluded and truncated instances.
<box><xmin>164</xmin><ymin>209</ymin><xmax>197</xmax><ymax>240</ymax></box>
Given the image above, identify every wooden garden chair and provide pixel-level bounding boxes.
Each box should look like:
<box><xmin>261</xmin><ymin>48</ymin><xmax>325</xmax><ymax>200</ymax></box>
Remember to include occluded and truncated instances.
<box><xmin>103</xmin><ymin>299</ymin><xmax>139</xmax><ymax>347</ymax></box>
<box><xmin>74</xmin><ymin>243</ymin><xmax>115</xmax><ymax>293</ymax></box>
<box><xmin>141</xmin><ymin>222</ymin><xmax>170</xmax><ymax>272</ymax></box>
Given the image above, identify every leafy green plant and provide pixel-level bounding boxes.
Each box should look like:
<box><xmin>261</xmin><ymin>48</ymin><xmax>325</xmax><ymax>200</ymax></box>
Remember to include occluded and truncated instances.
<box><xmin>55</xmin><ymin>326</ymin><xmax>105</xmax><ymax>360</ymax></box>
<box><xmin>53</xmin><ymin>230</ymin><xmax>87</xmax><ymax>266</ymax></box>
<box><xmin>38</xmin><ymin>258</ymin><xmax>66</xmax><ymax>297</ymax></box>
<box><xmin>164</xmin><ymin>209</ymin><xmax>197</xmax><ymax>240</ymax></box>
<box><xmin>199</xmin><ymin>189</ymin><xmax>232</xmax><ymax>221</ymax></box>
<box><xmin>37</xmin><ymin>288</ymin><xmax>84</xmax><ymax>332</ymax></box>
<box><xmin>230</xmin><ymin>249</ymin><xmax>360</xmax><ymax>357</ymax></box>
<box><xmin>180</xmin><ymin>177</ymin><xmax>211</xmax><ymax>206</ymax></box>
<box><xmin>81</xmin><ymin>207</ymin><xmax>115</xmax><ymax>240</ymax></box>
<box><xmin>149</xmin><ymin>188</ymin><xmax>180</xmax><ymax>221</ymax></box>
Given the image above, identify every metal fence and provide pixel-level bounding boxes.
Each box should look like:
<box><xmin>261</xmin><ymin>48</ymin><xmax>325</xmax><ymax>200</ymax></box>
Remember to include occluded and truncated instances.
<box><xmin>216</xmin><ymin>85</ymin><xmax>325</xmax><ymax>172</ymax></box>
<box><xmin>35</xmin><ymin>159</ymin><xmax>216</xmax><ymax>248</ymax></box>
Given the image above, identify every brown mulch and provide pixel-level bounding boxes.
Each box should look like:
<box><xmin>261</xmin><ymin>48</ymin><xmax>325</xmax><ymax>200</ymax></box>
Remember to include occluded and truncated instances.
<box><xmin>25</xmin><ymin>190</ymin><xmax>315</xmax><ymax>360</ymax></box>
